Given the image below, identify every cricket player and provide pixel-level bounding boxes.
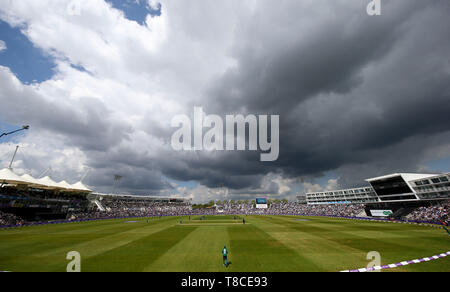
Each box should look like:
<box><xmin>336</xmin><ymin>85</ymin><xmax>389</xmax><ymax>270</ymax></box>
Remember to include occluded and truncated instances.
<box><xmin>443</xmin><ymin>225</ymin><xmax>450</xmax><ymax>236</ymax></box>
<box><xmin>222</xmin><ymin>245</ymin><xmax>229</xmax><ymax>267</ymax></box>
<box><xmin>442</xmin><ymin>219</ymin><xmax>450</xmax><ymax>236</ymax></box>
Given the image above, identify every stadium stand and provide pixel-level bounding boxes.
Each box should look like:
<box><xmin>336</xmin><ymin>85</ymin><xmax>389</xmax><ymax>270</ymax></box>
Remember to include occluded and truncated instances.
<box><xmin>1</xmin><ymin>184</ymin><xmax>448</xmax><ymax>226</ymax></box>
<box><xmin>407</xmin><ymin>201</ymin><xmax>449</xmax><ymax>223</ymax></box>
<box><xmin>0</xmin><ymin>210</ymin><xmax>24</xmax><ymax>226</ymax></box>
<box><xmin>67</xmin><ymin>200</ymin><xmax>447</xmax><ymax>224</ymax></box>
<box><xmin>68</xmin><ymin>197</ymin><xmax>192</xmax><ymax>220</ymax></box>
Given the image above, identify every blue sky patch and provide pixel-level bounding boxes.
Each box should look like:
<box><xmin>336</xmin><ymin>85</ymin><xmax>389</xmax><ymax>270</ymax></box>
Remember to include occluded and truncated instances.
<box><xmin>423</xmin><ymin>157</ymin><xmax>450</xmax><ymax>173</ymax></box>
<box><xmin>0</xmin><ymin>20</ymin><xmax>56</xmax><ymax>84</ymax></box>
<box><xmin>106</xmin><ymin>0</ymin><xmax>162</xmax><ymax>25</ymax></box>
<box><xmin>163</xmin><ymin>175</ymin><xmax>199</xmax><ymax>190</ymax></box>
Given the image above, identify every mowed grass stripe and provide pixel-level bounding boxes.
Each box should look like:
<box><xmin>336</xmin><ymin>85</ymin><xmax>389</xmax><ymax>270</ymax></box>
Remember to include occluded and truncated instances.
<box><xmin>0</xmin><ymin>217</ymin><xmax>177</xmax><ymax>272</ymax></box>
<box><xmin>144</xmin><ymin>225</ymin><xmax>232</xmax><ymax>272</ymax></box>
<box><xmin>0</xmin><ymin>218</ymin><xmax>156</xmax><ymax>254</ymax></box>
<box><xmin>82</xmin><ymin>225</ymin><xmax>197</xmax><ymax>272</ymax></box>
<box><xmin>266</xmin><ymin>215</ymin><xmax>424</xmax><ymax>251</ymax></box>
<box><xmin>227</xmin><ymin>221</ymin><xmax>322</xmax><ymax>272</ymax></box>
<box><xmin>1</xmin><ymin>216</ymin><xmax>449</xmax><ymax>272</ymax></box>
<box><xmin>283</xmin><ymin>216</ymin><xmax>450</xmax><ymax>259</ymax></box>
<box><xmin>259</xmin><ymin>216</ymin><xmax>366</xmax><ymax>253</ymax></box>
<box><xmin>251</xmin><ymin>216</ymin><xmax>369</xmax><ymax>271</ymax></box>
<box><xmin>33</xmin><ymin>218</ymin><xmax>177</xmax><ymax>259</ymax></box>
<box><xmin>332</xmin><ymin>224</ymin><xmax>450</xmax><ymax>268</ymax></box>
<box><xmin>261</xmin><ymin>216</ymin><xmax>450</xmax><ymax>272</ymax></box>
<box><xmin>0</xmin><ymin>218</ymin><xmax>138</xmax><ymax>236</ymax></box>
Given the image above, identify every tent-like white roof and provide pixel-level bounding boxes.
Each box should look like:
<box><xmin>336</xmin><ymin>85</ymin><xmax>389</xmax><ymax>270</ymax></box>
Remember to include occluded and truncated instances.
<box><xmin>0</xmin><ymin>169</ymin><xmax>93</xmax><ymax>193</ymax></box>
<box><xmin>56</xmin><ymin>180</ymin><xmax>73</xmax><ymax>190</ymax></box>
<box><xmin>21</xmin><ymin>174</ymin><xmax>46</xmax><ymax>188</ymax></box>
<box><xmin>36</xmin><ymin>176</ymin><xmax>61</xmax><ymax>190</ymax></box>
<box><xmin>0</xmin><ymin>168</ymin><xmax>28</xmax><ymax>184</ymax></box>
<box><xmin>70</xmin><ymin>181</ymin><xmax>92</xmax><ymax>193</ymax></box>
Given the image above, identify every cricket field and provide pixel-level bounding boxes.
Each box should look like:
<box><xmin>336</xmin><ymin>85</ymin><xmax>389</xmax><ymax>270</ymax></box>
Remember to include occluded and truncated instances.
<box><xmin>0</xmin><ymin>215</ymin><xmax>449</xmax><ymax>272</ymax></box>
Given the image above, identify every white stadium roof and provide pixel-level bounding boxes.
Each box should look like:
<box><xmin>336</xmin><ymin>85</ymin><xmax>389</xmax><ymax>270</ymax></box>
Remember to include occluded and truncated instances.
<box><xmin>57</xmin><ymin>180</ymin><xmax>74</xmax><ymax>190</ymax></box>
<box><xmin>0</xmin><ymin>169</ymin><xmax>92</xmax><ymax>193</ymax></box>
<box><xmin>21</xmin><ymin>173</ymin><xmax>46</xmax><ymax>188</ymax></box>
<box><xmin>0</xmin><ymin>168</ymin><xmax>27</xmax><ymax>184</ymax></box>
<box><xmin>365</xmin><ymin>173</ymin><xmax>440</xmax><ymax>182</ymax></box>
<box><xmin>36</xmin><ymin>176</ymin><xmax>61</xmax><ymax>190</ymax></box>
<box><xmin>70</xmin><ymin>181</ymin><xmax>92</xmax><ymax>192</ymax></box>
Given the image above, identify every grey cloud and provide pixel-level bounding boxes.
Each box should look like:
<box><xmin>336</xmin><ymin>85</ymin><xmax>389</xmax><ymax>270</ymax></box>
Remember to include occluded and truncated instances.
<box><xmin>0</xmin><ymin>67</ymin><xmax>133</xmax><ymax>152</ymax></box>
<box><xmin>2</xmin><ymin>0</ymin><xmax>450</xmax><ymax>200</ymax></box>
<box><xmin>145</xmin><ymin>0</ymin><xmax>450</xmax><ymax>194</ymax></box>
<box><xmin>185</xmin><ymin>0</ymin><xmax>450</xmax><ymax>188</ymax></box>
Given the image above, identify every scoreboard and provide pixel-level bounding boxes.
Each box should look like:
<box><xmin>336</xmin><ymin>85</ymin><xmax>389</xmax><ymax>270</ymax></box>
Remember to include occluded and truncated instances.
<box><xmin>255</xmin><ymin>198</ymin><xmax>268</xmax><ymax>209</ymax></box>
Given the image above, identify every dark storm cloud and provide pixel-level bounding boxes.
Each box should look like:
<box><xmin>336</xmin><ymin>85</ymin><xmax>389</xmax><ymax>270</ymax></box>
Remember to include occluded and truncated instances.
<box><xmin>175</xmin><ymin>0</ymin><xmax>450</xmax><ymax>189</ymax></box>
<box><xmin>335</xmin><ymin>130</ymin><xmax>450</xmax><ymax>188</ymax></box>
<box><xmin>205</xmin><ymin>0</ymin><xmax>425</xmax><ymax>114</ymax></box>
<box><xmin>2</xmin><ymin>0</ymin><xmax>450</xmax><ymax>197</ymax></box>
<box><xmin>86</xmin><ymin>165</ymin><xmax>172</xmax><ymax>195</ymax></box>
<box><xmin>153</xmin><ymin>150</ymin><xmax>266</xmax><ymax>189</ymax></box>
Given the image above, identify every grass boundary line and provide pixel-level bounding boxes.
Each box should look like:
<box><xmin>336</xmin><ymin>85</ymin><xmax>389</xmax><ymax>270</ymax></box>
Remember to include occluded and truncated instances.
<box><xmin>340</xmin><ymin>251</ymin><xmax>450</xmax><ymax>272</ymax></box>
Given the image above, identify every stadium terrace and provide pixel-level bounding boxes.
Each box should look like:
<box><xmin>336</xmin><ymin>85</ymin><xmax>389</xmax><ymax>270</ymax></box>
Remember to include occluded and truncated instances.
<box><xmin>0</xmin><ymin>171</ymin><xmax>448</xmax><ymax>227</ymax></box>
<box><xmin>300</xmin><ymin>172</ymin><xmax>450</xmax><ymax>219</ymax></box>
<box><xmin>1</xmin><ymin>170</ymin><xmax>449</xmax><ymax>273</ymax></box>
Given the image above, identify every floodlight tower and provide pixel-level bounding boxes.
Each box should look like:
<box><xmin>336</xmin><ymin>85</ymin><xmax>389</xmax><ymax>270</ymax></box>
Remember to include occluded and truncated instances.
<box><xmin>0</xmin><ymin>125</ymin><xmax>30</xmax><ymax>139</ymax></box>
<box><xmin>8</xmin><ymin>145</ymin><xmax>19</xmax><ymax>170</ymax></box>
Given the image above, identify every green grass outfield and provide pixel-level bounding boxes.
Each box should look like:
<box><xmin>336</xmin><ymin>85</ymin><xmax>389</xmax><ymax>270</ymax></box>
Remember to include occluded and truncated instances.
<box><xmin>0</xmin><ymin>215</ymin><xmax>449</xmax><ymax>272</ymax></box>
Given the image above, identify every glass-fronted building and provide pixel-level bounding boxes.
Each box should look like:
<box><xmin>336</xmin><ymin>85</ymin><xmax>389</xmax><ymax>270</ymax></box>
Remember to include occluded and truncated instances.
<box><xmin>300</xmin><ymin>173</ymin><xmax>450</xmax><ymax>205</ymax></box>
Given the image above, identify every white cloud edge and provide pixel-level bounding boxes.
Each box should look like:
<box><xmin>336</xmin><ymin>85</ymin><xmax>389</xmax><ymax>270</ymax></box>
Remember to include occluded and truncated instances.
<box><xmin>0</xmin><ymin>40</ymin><xmax>6</xmax><ymax>52</ymax></box>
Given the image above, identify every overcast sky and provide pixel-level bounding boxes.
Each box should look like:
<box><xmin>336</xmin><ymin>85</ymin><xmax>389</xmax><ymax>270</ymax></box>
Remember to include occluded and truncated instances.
<box><xmin>0</xmin><ymin>0</ymin><xmax>449</xmax><ymax>203</ymax></box>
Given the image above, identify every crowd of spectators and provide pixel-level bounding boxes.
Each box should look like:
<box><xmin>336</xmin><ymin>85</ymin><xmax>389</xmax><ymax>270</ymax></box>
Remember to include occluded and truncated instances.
<box><xmin>215</xmin><ymin>202</ymin><xmax>365</xmax><ymax>217</ymax></box>
<box><xmin>67</xmin><ymin>200</ymin><xmax>366</xmax><ymax>220</ymax></box>
<box><xmin>269</xmin><ymin>202</ymin><xmax>365</xmax><ymax>217</ymax></box>
<box><xmin>0</xmin><ymin>187</ymin><xmax>89</xmax><ymax>209</ymax></box>
<box><xmin>71</xmin><ymin>199</ymin><xmax>448</xmax><ymax>224</ymax></box>
<box><xmin>32</xmin><ymin>198</ymin><xmax>450</xmax><ymax>224</ymax></box>
<box><xmin>68</xmin><ymin>198</ymin><xmax>192</xmax><ymax>220</ymax></box>
<box><xmin>1</xmin><ymin>191</ymin><xmax>449</xmax><ymax>225</ymax></box>
<box><xmin>407</xmin><ymin>201</ymin><xmax>449</xmax><ymax>223</ymax></box>
<box><xmin>0</xmin><ymin>210</ymin><xmax>24</xmax><ymax>226</ymax></box>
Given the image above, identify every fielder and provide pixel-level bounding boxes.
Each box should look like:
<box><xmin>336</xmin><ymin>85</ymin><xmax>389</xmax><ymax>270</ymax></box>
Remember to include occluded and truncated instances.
<box><xmin>222</xmin><ymin>245</ymin><xmax>229</xmax><ymax>267</ymax></box>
